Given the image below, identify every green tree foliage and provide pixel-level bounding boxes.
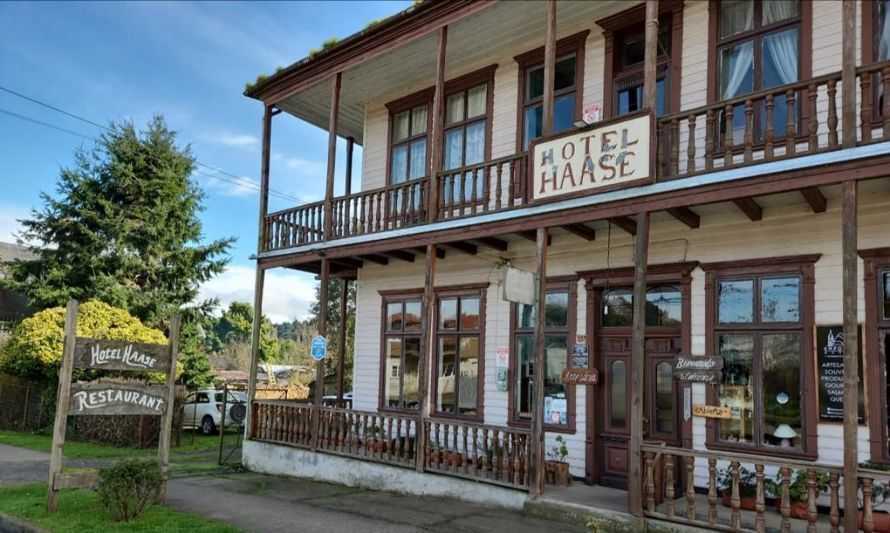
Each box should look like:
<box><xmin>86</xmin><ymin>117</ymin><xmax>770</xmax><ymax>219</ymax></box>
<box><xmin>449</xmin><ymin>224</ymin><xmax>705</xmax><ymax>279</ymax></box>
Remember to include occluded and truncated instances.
<box><xmin>206</xmin><ymin>302</ymin><xmax>279</xmax><ymax>363</ymax></box>
<box><xmin>0</xmin><ymin>300</ymin><xmax>166</xmax><ymax>381</ymax></box>
<box><xmin>309</xmin><ymin>279</ymin><xmax>356</xmax><ymax>389</ymax></box>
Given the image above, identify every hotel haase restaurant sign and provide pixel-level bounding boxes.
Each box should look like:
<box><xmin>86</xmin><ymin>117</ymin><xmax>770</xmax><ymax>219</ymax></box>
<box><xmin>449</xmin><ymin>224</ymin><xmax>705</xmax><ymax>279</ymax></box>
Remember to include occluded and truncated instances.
<box><xmin>531</xmin><ymin>112</ymin><xmax>652</xmax><ymax>201</ymax></box>
<box><xmin>47</xmin><ymin>300</ymin><xmax>180</xmax><ymax>512</ymax></box>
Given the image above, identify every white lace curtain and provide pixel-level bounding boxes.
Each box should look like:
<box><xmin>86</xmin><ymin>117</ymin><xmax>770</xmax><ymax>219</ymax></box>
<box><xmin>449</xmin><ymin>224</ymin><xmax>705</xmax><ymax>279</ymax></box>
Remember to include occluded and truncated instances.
<box><xmin>763</xmin><ymin>1</ymin><xmax>799</xmax><ymax>87</ymax></box>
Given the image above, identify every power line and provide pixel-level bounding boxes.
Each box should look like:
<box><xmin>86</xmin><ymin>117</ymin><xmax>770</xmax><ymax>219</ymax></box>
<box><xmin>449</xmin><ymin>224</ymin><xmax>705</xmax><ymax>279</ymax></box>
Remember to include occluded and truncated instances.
<box><xmin>0</xmin><ymin>84</ymin><xmax>308</xmax><ymax>204</ymax></box>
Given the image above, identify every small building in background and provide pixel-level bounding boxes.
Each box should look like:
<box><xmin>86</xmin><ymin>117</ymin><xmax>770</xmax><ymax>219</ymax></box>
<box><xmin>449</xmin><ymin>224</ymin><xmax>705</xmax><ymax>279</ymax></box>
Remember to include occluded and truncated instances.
<box><xmin>0</xmin><ymin>242</ymin><xmax>36</xmax><ymax>332</ymax></box>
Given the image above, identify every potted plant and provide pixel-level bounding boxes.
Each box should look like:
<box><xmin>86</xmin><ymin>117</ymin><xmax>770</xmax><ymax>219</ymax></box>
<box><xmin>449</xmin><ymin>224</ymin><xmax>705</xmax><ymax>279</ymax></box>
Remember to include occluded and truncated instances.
<box><xmin>717</xmin><ymin>466</ymin><xmax>758</xmax><ymax>511</ymax></box>
<box><xmin>767</xmin><ymin>469</ymin><xmax>829</xmax><ymax>520</ymax></box>
<box><xmin>545</xmin><ymin>435</ymin><xmax>570</xmax><ymax>486</ymax></box>
<box><xmin>858</xmin><ymin>463</ymin><xmax>890</xmax><ymax>532</ymax></box>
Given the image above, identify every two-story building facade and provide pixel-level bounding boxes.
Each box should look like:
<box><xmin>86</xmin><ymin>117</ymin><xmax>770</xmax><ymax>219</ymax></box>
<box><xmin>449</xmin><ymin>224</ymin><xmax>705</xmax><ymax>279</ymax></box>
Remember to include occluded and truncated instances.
<box><xmin>242</xmin><ymin>1</ymin><xmax>890</xmax><ymax>530</ymax></box>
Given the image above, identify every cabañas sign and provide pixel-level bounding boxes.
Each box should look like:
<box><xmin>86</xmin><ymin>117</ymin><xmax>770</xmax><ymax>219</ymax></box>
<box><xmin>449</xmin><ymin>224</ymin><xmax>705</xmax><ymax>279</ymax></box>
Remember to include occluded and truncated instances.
<box><xmin>531</xmin><ymin>111</ymin><xmax>652</xmax><ymax>201</ymax></box>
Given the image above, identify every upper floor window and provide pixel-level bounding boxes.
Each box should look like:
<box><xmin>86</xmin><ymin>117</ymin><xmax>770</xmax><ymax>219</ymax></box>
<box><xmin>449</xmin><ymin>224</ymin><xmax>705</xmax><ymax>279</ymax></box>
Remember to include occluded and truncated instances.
<box><xmin>434</xmin><ymin>289</ymin><xmax>485</xmax><ymax>418</ymax></box>
<box><xmin>612</xmin><ymin>17</ymin><xmax>672</xmax><ymax>117</ymax></box>
<box><xmin>442</xmin><ymin>68</ymin><xmax>494</xmax><ymax>202</ymax></box>
<box><xmin>389</xmin><ymin>100</ymin><xmax>430</xmax><ymax>185</ymax></box>
<box><xmin>381</xmin><ymin>294</ymin><xmax>423</xmax><ymax>411</ymax></box>
<box><xmin>876</xmin><ymin>0</ymin><xmax>890</xmax><ymax>62</ymax></box>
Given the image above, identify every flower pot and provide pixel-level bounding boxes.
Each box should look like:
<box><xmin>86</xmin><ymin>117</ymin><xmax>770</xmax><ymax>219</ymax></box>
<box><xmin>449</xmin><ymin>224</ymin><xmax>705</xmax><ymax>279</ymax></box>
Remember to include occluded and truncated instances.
<box><xmin>720</xmin><ymin>492</ymin><xmax>758</xmax><ymax>511</ymax></box>
<box><xmin>774</xmin><ymin>499</ymin><xmax>809</xmax><ymax>520</ymax></box>
<box><xmin>545</xmin><ymin>461</ymin><xmax>570</xmax><ymax>486</ymax></box>
<box><xmin>859</xmin><ymin>510</ymin><xmax>890</xmax><ymax>532</ymax></box>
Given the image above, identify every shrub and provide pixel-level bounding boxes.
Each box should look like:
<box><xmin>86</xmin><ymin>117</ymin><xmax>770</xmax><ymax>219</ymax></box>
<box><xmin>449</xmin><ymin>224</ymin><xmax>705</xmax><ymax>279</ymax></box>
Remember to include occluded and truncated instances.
<box><xmin>96</xmin><ymin>458</ymin><xmax>163</xmax><ymax>522</ymax></box>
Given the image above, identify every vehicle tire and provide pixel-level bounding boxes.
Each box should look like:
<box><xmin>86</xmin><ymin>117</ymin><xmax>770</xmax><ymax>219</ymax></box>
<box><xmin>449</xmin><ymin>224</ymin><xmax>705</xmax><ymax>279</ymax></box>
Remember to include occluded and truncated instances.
<box><xmin>201</xmin><ymin>415</ymin><xmax>216</xmax><ymax>436</ymax></box>
<box><xmin>230</xmin><ymin>403</ymin><xmax>247</xmax><ymax>425</ymax></box>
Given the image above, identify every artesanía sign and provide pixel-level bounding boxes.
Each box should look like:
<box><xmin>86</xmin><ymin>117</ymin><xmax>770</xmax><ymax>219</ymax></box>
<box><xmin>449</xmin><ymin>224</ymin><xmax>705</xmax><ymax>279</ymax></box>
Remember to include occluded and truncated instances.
<box><xmin>531</xmin><ymin>111</ymin><xmax>652</xmax><ymax>201</ymax></box>
<box><xmin>73</xmin><ymin>338</ymin><xmax>170</xmax><ymax>372</ymax></box>
<box><xmin>68</xmin><ymin>384</ymin><xmax>168</xmax><ymax>416</ymax></box>
<box><xmin>692</xmin><ymin>404</ymin><xmax>731</xmax><ymax>419</ymax></box>
<box><xmin>562</xmin><ymin>367</ymin><xmax>599</xmax><ymax>386</ymax></box>
<box><xmin>815</xmin><ymin>325</ymin><xmax>865</xmax><ymax>422</ymax></box>
<box><xmin>672</xmin><ymin>354</ymin><xmax>724</xmax><ymax>384</ymax></box>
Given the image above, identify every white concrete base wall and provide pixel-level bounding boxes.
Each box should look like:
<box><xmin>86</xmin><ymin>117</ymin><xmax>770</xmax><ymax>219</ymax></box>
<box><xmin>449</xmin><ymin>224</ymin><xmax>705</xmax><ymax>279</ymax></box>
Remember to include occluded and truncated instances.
<box><xmin>242</xmin><ymin>440</ymin><xmax>529</xmax><ymax>510</ymax></box>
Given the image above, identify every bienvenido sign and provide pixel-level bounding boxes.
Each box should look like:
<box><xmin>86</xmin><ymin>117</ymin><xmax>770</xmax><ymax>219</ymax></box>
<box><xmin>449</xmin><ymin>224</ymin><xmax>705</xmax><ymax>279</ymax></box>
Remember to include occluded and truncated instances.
<box><xmin>73</xmin><ymin>338</ymin><xmax>170</xmax><ymax>372</ymax></box>
<box><xmin>531</xmin><ymin>111</ymin><xmax>652</xmax><ymax>201</ymax></box>
<box><xmin>67</xmin><ymin>384</ymin><xmax>168</xmax><ymax>416</ymax></box>
<box><xmin>673</xmin><ymin>354</ymin><xmax>724</xmax><ymax>384</ymax></box>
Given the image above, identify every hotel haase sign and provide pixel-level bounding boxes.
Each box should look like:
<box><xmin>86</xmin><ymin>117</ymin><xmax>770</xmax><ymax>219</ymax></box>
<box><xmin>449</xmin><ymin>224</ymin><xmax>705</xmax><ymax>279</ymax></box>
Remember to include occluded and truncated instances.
<box><xmin>531</xmin><ymin>112</ymin><xmax>652</xmax><ymax>201</ymax></box>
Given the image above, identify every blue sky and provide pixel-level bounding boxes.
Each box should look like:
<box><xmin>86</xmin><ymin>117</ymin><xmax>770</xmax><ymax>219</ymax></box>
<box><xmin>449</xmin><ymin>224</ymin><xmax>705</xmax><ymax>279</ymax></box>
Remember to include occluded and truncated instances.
<box><xmin>0</xmin><ymin>0</ymin><xmax>411</xmax><ymax>323</ymax></box>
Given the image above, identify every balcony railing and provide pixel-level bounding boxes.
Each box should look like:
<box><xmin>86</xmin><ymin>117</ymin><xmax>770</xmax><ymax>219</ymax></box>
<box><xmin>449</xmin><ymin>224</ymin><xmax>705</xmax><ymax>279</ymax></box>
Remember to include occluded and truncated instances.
<box><xmin>260</xmin><ymin>61</ymin><xmax>890</xmax><ymax>254</ymax></box>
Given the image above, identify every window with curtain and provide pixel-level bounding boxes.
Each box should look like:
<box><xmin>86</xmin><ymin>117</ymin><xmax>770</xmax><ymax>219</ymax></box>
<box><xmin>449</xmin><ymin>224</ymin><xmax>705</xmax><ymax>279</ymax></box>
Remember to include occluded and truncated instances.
<box><xmin>521</xmin><ymin>53</ymin><xmax>580</xmax><ymax>150</ymax></box>
<box><xmin>714</xmin><ymin>274</ymin><xmax>805</xmax><ymax>450</ymax></box>
<box><xmin>434</xmin><ymin>292</ymin><xmax>484</xmax><ymax>417</ymax></box>
<box><xmin>877</xmin><ymin>0</ymin><xmax>890</xmax><ymax>62</ymax></box>
<box><xmin>390</xmin><ymin>104</ymin><xmax>429</xmax><ymax>185</ymax></box>
<box><xmin>443</xmin><ymin>80</ymin><xmax>490</xmax><ymax>203</ymax></box>
<box><xmin>511</xmin><ymin>284</ymin><xmax>574</xmax><ymax>429</ymax></box>
<box><xmin>381</xmin><ymin>296</ymin><xmax>423</xmax><ymax>410</ymax></box>
<box><xmin>611</xmin><ymin>18</ymin><xmax>672</xmax><ymax>117</ymax></box>
<box><xmin>715</xmin><ymin>0</ymin><xmax>802</xmax><ymax>144</ymax></box>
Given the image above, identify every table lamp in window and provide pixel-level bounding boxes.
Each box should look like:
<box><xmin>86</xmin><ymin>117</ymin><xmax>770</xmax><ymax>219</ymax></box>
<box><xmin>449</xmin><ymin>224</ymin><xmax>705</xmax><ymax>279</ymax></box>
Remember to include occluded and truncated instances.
<box><xmin>773</xmin><ymin>424</ymin><xmax>797</xmax><ymax>448</ymax></box>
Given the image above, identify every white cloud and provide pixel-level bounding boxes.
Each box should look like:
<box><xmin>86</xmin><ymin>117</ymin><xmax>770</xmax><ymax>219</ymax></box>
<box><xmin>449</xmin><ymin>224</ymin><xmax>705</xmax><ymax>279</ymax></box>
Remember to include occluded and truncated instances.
<box><xmin>207</xmin><ymin>132</ymin><xmax>259</xmax><ymax>148</ymax></box>
<box><xmin>199</xmin><ymin>264</ymin><xmax>317</xmax><ymax>324</ymax></box>
<box><xmin>0</xmin><ymin>203</ymin><xmax>30</xmax><ymax>244</ymax></box>
<box><xmin>195</xmin><ymin>173</ymin><xmax>259</xmax><ymax>198</ymax></box>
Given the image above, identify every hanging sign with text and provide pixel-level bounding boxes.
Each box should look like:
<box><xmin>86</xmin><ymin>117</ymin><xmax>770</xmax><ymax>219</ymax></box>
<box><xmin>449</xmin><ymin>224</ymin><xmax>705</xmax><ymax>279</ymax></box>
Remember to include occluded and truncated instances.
<box><xmin>815</xmin><ymin>325</ymin><xmax>865</xmax><ymax>422</ymax></box>
<box><xmin>672</xmin><ymin>354</ymin><xmax>724</xmax><ymax>384</ymax></box>
<box><xmin>530</xmin><ymin>111</ymin><xmax>652</xmax><ymax>201</ymax></box>
<box><xmin>73</xmin><ymin>338</ymin><xmax>171</xmax><ymax>372</ymax></box>
<box><xmin>67</xmin><ymin>384</ymin><xmax>168</xmax><ymax>416</ymax></box>
<box><xmin>692</xmin><ymin>404</ymin><xmax>731</xmax><ymax>419</ymax></box>
<box><xmin>561</xmin><ymin>367</ymin><xmax>599</xmax><ymax>386</ymax></box>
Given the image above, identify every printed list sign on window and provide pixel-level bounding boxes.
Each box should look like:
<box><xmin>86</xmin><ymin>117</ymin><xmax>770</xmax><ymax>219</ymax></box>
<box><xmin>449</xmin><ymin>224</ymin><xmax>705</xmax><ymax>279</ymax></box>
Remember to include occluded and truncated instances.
<box><xmin>531</xmin><ymin>112</ymin><xmax>652</xmax><ymax>201</ymax></box>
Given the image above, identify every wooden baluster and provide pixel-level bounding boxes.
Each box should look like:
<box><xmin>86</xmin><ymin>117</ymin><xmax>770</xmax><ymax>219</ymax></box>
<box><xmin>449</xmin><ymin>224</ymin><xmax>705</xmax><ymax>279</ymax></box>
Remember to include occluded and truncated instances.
<box><xmin>482</xmin><ymin>166</ymin><xmax>491</xmax><ymax>213</ymax></box>
<box><xmin>786</xmin><ymin>89</ymin><xmax>797</xmax><ymax>156</ymax></box>
<box><xmin>884</xmin><ymin>66</ymin><xmax>890</xmax><ymax>137</ymax></box>
<box><xmin>730</xmin><ymin>460</ymin><xmax>741</xmax><ymax>530</ymax></box>
<box><xmin>513</xmin><ymin>433</ymin><xmax>522</xmax><ymax>486</ymax></box>
<box><xmin>492</xmin><ymin>431</ymin><xmax>501</xmax><ymax>479</ymax></box>
<box><xmin>686</xmin><ymin>456</ymin><xmax>696</xmax><ymax>520</ymax></box>
<box><xmin>686</xmin><ymin>115</ymin><xmax>696</xmax><ymax>175</ymax></box>
<box><xmin>393</xmin><ymin>418</ymin><xmax>402</xmax><ymax>462</ymax></box>
<box><xmin>459</xmin><ymin>172</ymin><xmax>468</xmax><ymax>217</ymax></box>
<box><xmin>481</xmin><ymin>430</ymin><xmax>490</xmax><ymax>475</ymax></box>
<box><xmin>400</xmin><ymin>185</ymin><xmax>409</xmax><ymax>227</ymax></box>
<box><xmin>861</xmin><ymin>72</ymin><xmax>874</xmax><ymax>142</ymax></box>
<box><xmin>257</xmin><ymin>404</ymin><xmax>265</xmax><ymax>440</ymax></box>
<box><xmin>723</xmin><ymin>103</ymin><xmax>734</xmax><ymax>167</ymax></box>
<box><xmin>470</xmin><ymin>168</ymin><xmax>479</xmax><ymax>214</ymax></box>
<box><xmin>295</xmin><ymin>210</ymin><xmax>302</xmax><ymax>245</ymax></box>
<box><xmin>386</xmin><ymin>416</ymin><xmax>394</xmax><ymax>461</ymax></box>
<box><xmin>808</xmin><ymin>83</ymin><xmax>819</xmax><ymax>152</ymax></box>
<box><xmin>645</xmin><ymin>452</ymin><xmax>656</xmax><ymax>513</ymax></box>
<box><xmin>806</xmin><ymin>469</ymin><xmax>818</xmax><ymax>533</ymax></box>
<box><xmin>665</xmin><ymin>454</ymin><xmax>675</xmax><ymax>518</ymax></box>
<box><xmin>286</xmin><ymin>406</ymin><xmax>294</xmax><ymax>444</ymax></box>
<box><xmin>827</xmin><ymin>79</ymin><xmax>839</xmax><ymax>147</ymax></box>
<box><xmin>705</xmin><ymin>109</ymin><xmax>715</xmax><ymax>171</ymax></box>
<box><xmin>829</xmin><ymin>472</ymin><xmax>840</xmax><ymax>533</ymax></box>
<box><xmin>503</xmin><ymin>432</ymin><xmax>512</xmax><ymax>483</ymax></box>
<box><xmin>670</xmin><ymin>118</ymin><xmax>680</xmax><ymax>176</ymax></box>
<box><xmin>755</xmin><ymin>463</ymin><xmax>766</xmax><ymax>533</ymax></box>
<box><xmin>765</xmin><ymin>94</ymin><xmax>776</xmax><ymax>159</ymax></box>
<box><xmin>707</xmin><ymin>458</ymin><xmax>718</xmax><ymax>525</ymax></box>
<box><xmin>780</xmin><ymin>466</ymin><xmax>792</xmax><ymax>533</ymax></box>
<box><xmin>494</xmin><ymin>162</ymin><xmax>503</xmax><ymax>211</ymax></box>
<box><xmin>434</xmin><ymin>422</ymin><xmax>442</xmax><ymax>469</ymax></box>
<box><xmin>471</xmin><ymin>427</ymin><xmax>479</xmax><ymax>477</ymax></box>
<box><xmin>462</xmin><ymin>426</ymin><xmax>469</xmax><ymax>475</ymax></box>
<box><xmin>507</xmin><ymin>161</ymin><xmax>516</xmax><ymax>207</ymax></box>
<box><xmin>656</xmin><ymin>121</ymin><xmax>665</xmax><ymax>175</ymax></box>
<box><xmin>743</xmin><ymin>99</ymin><xmax>754</xmax><ymax>162</ymax></box>
<box><xmin>864</xmin><ymin>477</ymin><xmax>875</xmax><ymax>533</ymax></box>
<box><xmin>437</xmin><ymin>175</ymin><xmax>446</xmax><ymax>219</ymax></box>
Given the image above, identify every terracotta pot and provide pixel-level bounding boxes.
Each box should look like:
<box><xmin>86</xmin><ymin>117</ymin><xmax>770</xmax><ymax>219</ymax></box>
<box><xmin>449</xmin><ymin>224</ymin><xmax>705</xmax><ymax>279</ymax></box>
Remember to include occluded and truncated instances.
<box><xmin>859</xmin><ymin>510</ymin><xmax>890</xmax><ymax>533</ymax></box>
<box><xmin>774</xmin><ymin>499</ymin><xmax>809</xmax><ymax>520</ymax></box>
<box><xmin>721</xmin><ymin>492</ymin><xmax>758</xmax><ymax>511</ymax></box>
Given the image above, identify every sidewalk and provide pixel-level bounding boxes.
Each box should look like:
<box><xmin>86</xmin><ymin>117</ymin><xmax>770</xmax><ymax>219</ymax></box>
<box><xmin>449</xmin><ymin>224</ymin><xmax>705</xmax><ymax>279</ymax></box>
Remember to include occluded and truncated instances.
<box><xmin>165</xmin><ymin>472</ymin><xmax>586</xmax><ymax>533</ymax></box>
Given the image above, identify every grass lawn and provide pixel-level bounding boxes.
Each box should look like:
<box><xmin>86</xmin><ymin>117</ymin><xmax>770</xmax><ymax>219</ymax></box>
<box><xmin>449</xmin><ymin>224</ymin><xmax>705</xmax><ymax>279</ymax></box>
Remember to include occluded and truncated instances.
<box><xmin>0</xmin><ymin>483</ymin><xmax>239</xmax><ymax>532</ymax></box>
<box><xmin>0</xmin><ymin>430</ymin><xmax>229</xmax><ymax>459</ymax></box>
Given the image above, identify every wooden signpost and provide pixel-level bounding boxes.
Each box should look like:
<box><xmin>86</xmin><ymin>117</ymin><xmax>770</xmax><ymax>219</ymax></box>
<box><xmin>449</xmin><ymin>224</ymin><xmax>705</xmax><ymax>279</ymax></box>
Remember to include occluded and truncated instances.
<box><xmin>47</xmin><ymin>300</ymin><xmax>180</xmax><ymax>512</ymax></box>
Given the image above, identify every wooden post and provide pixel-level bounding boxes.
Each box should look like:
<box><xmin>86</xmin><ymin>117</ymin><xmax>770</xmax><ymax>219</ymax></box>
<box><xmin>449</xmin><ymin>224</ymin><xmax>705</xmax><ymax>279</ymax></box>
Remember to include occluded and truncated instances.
<box><xmin>336</xmin><ymin>278</ymin><xmax>348</xmax><ymax>407</ymax></box>
<box><xmin>542</xmin><ymin>1</ymin><xmax>557</xmax><ymax>137</ymax></box>
<box><xmin>629</xmin><ymin>212</ymin><xmax>650</xmax><ymax>516</ymax></box>
<box><xmin>47</xmin><ymin>299</ymin><xmax>78</xmax><ymax>512</ymax></box>
<box><xmin>218</xmin><ymin>382</ymin><xmax>228</xmax><ymax>465</ymax></box>
<box><xmin>345</xmin><ymin>137</ymin><xmax>354</xmax><ymax>196</ymax></box>
<box><xmin>157</xmin><ymin>314</ymin><xmax>180</xmax><ymax>503</ymax></box>
<box><xmin>311</xmin><ymin>258</ymin><xmax>330</xmax><ymax>450</ymax></box>
<box><xmin>323</xmin><ymin>72</ymin><xmax>341</xmax><ymax>240</ymax></box>
<box><xmin>841</xmin><ymin>2</ymin><xmax>858</xmax><ymax>530</ymax></box>
<box><xmin>530</xmin><ymin>227</ymin><xmax>548</xmax><ymax>496</ymax></box>
<box><xmin>416</xmin><ymin>244</ymin><xmax>436</xmax><ymax>472</ymax></box>
<box><xmin>427</xmin><ymin>27</ymin><xmax>447</xmax><ymax>221</ymax></box>
<box><xmin>644</xmin><ymin>1</ymin><xmax>658</xmax><ymax>112</ymax></box>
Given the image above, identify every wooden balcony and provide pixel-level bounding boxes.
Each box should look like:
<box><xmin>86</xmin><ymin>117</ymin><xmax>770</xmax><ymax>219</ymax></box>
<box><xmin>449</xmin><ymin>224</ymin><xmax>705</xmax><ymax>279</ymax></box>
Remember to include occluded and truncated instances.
<box><xmin>261</xmin><ymin>61</ymin><xmax>890</xmax><ymax>255</ymax></box>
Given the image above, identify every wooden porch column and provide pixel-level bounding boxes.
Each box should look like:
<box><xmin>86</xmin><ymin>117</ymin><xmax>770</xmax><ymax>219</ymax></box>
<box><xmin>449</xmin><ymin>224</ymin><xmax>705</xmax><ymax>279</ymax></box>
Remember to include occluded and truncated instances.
<box><xmin>323</xmin><ymin>72</ymin><xmax>341</xmax><ymax>240</ymax></box>
<box><xmin>629</xmin><ymin>212</ymin><xmax>650</xmax><ymax>517</ymax></box>
<box><xmin>345</xmin><ymin>137</ymin><xmax>355</xmax><ymax>196</ymax></box>
<box><xmin>643</xmin><ymin>0</ymin><xmax>659</xmax><ymax>114</ymax></box>
<box><xmin>336</xmin><ymin>278</ymin><xmax>348</xmax><ymax>407</ymax></box>
<box><xmin>247</xmin><ymin>104</ymin><xmax>274</xmax><ymax>435</ymax></box>
<box><xmin>416</xmin><ymin>244</ymin><xmax>437</xmax><ymax>472</ymax></box>
<box><xmin>311</xmin><ymin>258</ymin><xmax>330</xmax><ymax>450</ymax></box>
<box><xmin>542</xmin><ymin>0</ymin><xmax>557</xmax><ymax>137</ymax></box>
<box><xmin>841</xmin><ymin>3</ymin><xmax>858</xmax><ymax>529</ymax></box>
<box><xmin>427</xmin><ymin>27</ymin><xmax>447</xmax><ymax>222</ymax></box>
<box><xmin>530</xmin><ymin>227</ymin><xmax>548</xmax><ymax>496</ymax></box>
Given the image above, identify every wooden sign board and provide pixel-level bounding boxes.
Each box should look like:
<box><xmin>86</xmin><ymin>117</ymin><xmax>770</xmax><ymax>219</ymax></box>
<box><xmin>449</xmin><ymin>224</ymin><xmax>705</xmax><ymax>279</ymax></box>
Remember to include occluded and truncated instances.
<box><xmin>562</xmin><ymin>367</ymin><xmax>599</xmax><ymax>386</ymax></box>
<box><xmin>68</xmin><ymin>384</ymin><xmax>168</xmax><ymax>416</ymax></box>
<box><xmin>692</xmin><ymin>404</ymin><xmax>731</xmax><ymax>419</ymax></box>
<box><xmin>73</xmin><ymin>338</ymin><xmax>171</xmax><ymax>372</ymax></box>
<box><xmin>673</xmin><ymin>354</ymin><xmax>724</xmax><ymax>384</ymax></box>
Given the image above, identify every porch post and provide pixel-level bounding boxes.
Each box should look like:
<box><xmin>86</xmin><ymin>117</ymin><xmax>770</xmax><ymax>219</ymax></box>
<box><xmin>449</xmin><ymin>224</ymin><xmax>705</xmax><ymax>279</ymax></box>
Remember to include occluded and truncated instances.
<box><xmin>345</xmin><ymin>137</ymin><xmax>354</xmax><ymax>196</ymax></box>
<box><xmin>841</xmin><ymin>3</ymin><xmax>858</xmax><ymax>528</ymax></box>
<box><xmin>542</xmin><ymin>0</ymin><xmax>556</xmax><ymax>137</ymax></box>
<box><xmin>323</xmin><ymin>72</ymin><xmax>341</xmax><ymax>240</ymax></box>
<box><xmin>336</xmin><ymin>278</ymin><xmax>348</xmax><ymax>407</ymax></box>
<box><xmin>311</xmin><ymin>258</ymin><xmax>330</xmax><ymax>450</ymax></box>
<box><xmin>427</xmin><ymin>27</ymin><xmax>447</xmax><ymax>222</ymax></box>
<box><xmin>530</xmin><ymin>227</ymin><xmax>548</xmax><ymax>496</ymax></box>
<box><xmin>629</xmin><ymin>212</ymin><xmax>650</xmax><ymax>516</ymax></box>
<box><xmin>416</xmin><ymin>244</ymin><xmax>437</xmax><ymax>472</ymax></box>
<box><xmin>643</xmin><ymin>0</ymin><xmax>659</xmax><ymax>113</ymax></box>
<box><xmin>247</xmin><ymin>104</ymin><xmax>274</xmax><ymax>436</ymax></box>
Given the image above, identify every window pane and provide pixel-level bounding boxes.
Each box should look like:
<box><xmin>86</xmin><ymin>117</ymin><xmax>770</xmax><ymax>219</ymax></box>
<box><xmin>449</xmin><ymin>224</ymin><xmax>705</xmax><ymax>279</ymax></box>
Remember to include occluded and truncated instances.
<box><xmin>392</xmin><ymin>111</ymin><xmax>410</xmax><ymax>142</ymax></box>
<box><xmin>763</xmin><ymin>0</ymin><xmax>799</xmax><ymax>25</ymax></box>
<box><xmin>623</xmin><ymin>34</ymin><xmax>645</xmax><ymax>67</ymax></box>
<box><xmin>460</xmin><ymin>297</ymin><xmax>480</xmax><ymax>330</ymax></box>
<box><xmin>602</xmin><ymin>289</ymin><xmax>634</xmax><ymax>327</ymax></box>
<box><xmin>880</xmin><ymin>0</ymin><xmax>890</xmax><ymax>61</ymax></box>
<box><xmin>544</xmin><ymin>335</ymin><xmax>568</xmax><ymax>425</ymax></box>
<box><xmin>439</xmin><ymin>298</ymin><xmax>457</xmax><ymax>330</ymax></box>
<box><xmin>762</xmin><ymin>28</ymin><xmax>799</xmax><ymax>88</ymax></box>
<box><xmin>517</xmin><ymin>302</ymin><xmax>535</xmax><ymax>329</ymax></box>
<box><xmin>523</xmin><ymin>104</ymin><xmax>543</xmax><ymax>150</ymax></box>
<box><xmin>720</xmin><ymin>0</ymin><xmax>754</xmax><ymax>38</ymax></box>
<box><xmin>762</xmin><ymin>333</ymin><xmax>802</xmax><ymax>448</ymax></box>
<box><xmin>618</xmin><ymin>85</ymin><xmax>643</xmax><ymax>116</ymax></box>
<box><xmin>553</xmin><ymin>93</ymin><xmax>575</xmax><ymax>133</ymax></box>
<box><xmin>761</xmin><ymin>276</ymin><xmax>800</xmax><ymax>322</ymax></box>
<box><xmin>467</xmin><ymin>84</ymin><xmax>487</xmax><ymax>118</ymax></box>
<box><xmin>404</xmin><ymin>301</ymin><xmax>422</xmax><ymax>331</ymax></box>
<box><xmin>459</xmin><ymin>337</ymin><xmax>479</xmax><ymax>414</ymax></box>
<box><xmin>385</xmin><ymin>338</ymin><xmax>402</xmax><ymax>407</ymax></box>
<box><xmin>446</xmin><ymin>92</ymin><xmax>464</xmax><ymax>126</ymax></box>
<box><xmin>515</xmin><ymin>335</ymin><xmax>533</xmax><ymax>418</ymax></box>
<box><xmin>465</xmin><ymin>121</ymin><xmax>485</xmax><ymax>166</ymax></box>
<box><xmin>883</xmin><ymin>272</ymin><xmax>890</xmax><ymax>319</ymax></box>
<box><xmin>409</xmin><ymin>139</ymin><xmax>426</xmax><ymax>180</ymax></box>
<box><xmin>390</xmin><ymin>145</ymin><xmax>408</xmax><ymax>184</ymax></box>
<box><xmin>655</xmin><ymin>361</ymin><xmax>674</xmax><ymax>434</ymax></box>
<box><xmin>443</xmin><ymin>128</ymin><xmax>463</xmax><ymax>171</ymax></box>
<box><xmin>718</xmin><ymin>279</ymin><xmax>754</xmax><ymax>323</ymax></box>
<box><xmin>719</xmin><ymin>41</ymin><xmax>754</xmax><ymax>99</ymax></box>
<box><xmin>411</xmin><ymin>105</ymin><xmax>428</xmax><ymax>136</ymax></box>
<box><xmin>526</xmin><ymin>65</ymin><xmax>544</xmax><ymax>101</ymax></box>
<box><xmin>387</xmin><ymin>302</ymin><xmax>403</xmax><ymax>331</ymax></box>
<box><xmin>545</xmin><ymin>291</ymin><xmax>569</xmax><ymax>327</ymax></box>
<box><xmin>403</xmin><ymin>337</ymin><xmax>420</xmax><ymax>409</ymax></box>
<box><xmin>610</xmin><ymin>360</ymin><xmax>627</xmax><ymax>428</ymax></box>
<box><xmin>437</xmin><ymin>336</ymin><xmax>457</xmax><ymax>413</ymax></box>
<box><xmin>718</xmin><ymin>335</ymin><xmax>755</xmax><ymax>444</ymax></box>
<box><xmin>554</xmin><ymin>54</ymin><xmax>577</xmax><ymax>91</ymax></box>
<box><xmin>647</xmin><ymin>286</ymin><xmax>682</xmax><ymax>327</ymax></box>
